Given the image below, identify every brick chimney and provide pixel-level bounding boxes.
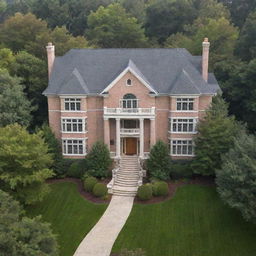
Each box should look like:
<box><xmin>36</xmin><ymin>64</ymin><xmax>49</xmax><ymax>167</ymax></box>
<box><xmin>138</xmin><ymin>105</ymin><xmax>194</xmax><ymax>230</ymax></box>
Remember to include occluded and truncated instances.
<box><xmin>46</xmin><ymin>42</ymin><xmax>55</xmax><ymax>78</ymax></box>
<box><xmin>202</xmin><ymin>38</ymin><xmax>210</xmax><ymax>82</ymax></box>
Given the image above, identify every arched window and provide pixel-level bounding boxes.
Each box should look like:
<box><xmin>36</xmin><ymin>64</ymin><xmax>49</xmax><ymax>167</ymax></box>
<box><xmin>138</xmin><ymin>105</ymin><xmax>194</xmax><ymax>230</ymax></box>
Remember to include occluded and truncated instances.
<box><xmin>122</xmin><ymin>94</ymin><xmax>138</xmax><ymax>108</ymax></box>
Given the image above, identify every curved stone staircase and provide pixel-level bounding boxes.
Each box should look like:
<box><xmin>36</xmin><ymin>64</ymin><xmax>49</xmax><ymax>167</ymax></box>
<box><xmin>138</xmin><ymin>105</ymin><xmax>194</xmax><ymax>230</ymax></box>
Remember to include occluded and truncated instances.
<box><xmin>112</xmin><ymin>155</ymin><xmax>140</xmax><ymax>197</ymax></box>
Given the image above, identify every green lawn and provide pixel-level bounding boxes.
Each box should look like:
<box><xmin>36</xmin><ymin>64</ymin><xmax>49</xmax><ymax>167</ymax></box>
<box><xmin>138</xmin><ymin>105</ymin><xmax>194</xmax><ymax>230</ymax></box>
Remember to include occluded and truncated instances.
<box><xmin>112</xmin><ymin>185</ymin><xmax>256</xmax><ymax>256</ymax></box>
<box><xmin>26</xmin><ymin>182</ymin><xmax>107</xmax><ymax>256</ymax></box>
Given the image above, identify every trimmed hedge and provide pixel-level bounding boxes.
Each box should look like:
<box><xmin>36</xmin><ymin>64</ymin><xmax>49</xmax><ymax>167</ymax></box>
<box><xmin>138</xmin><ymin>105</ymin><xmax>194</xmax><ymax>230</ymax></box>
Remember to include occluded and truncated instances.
<box><xmin>157</xmin><ymin>181</ymin><xmax>169</xmax><ymax>196</ymax></box>
<box><xmin>152</xmin><ymin>181</ymin><xmax>169</xmax><ymax>196</ymax></box>
<box><xmin>93</xmin><ymin>183</ymin><xmax>108</xmax><ymax>197</ymax></box>
<box><xmin>84</xmin><ymin>177</ymin><xmax>98</xmax><ymax>192</ymax></box>
<box><xmin>137</xmin><ymin>184</ymin><xmax>152</xmax><ymax>201</ymax></box>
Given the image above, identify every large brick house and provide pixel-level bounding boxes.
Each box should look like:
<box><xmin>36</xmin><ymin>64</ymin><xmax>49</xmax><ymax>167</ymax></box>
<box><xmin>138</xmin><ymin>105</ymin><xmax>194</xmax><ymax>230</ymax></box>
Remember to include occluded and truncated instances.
<box><xmin>43</xmin><ymin>38</ymin><xmax>220</xmax><ymax>160</ymax></box>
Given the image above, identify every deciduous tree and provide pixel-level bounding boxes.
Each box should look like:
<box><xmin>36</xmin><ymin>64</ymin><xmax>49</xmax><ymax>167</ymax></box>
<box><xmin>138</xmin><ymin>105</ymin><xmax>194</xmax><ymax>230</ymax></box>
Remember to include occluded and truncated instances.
<box><xmin>0</xmin><ymin>189</ymin><xmax>58</xmax><ymax>256</ymax></box>
<box><xmin>0</xmin><ymin>124</ymin><xmax>54</xmax><ymax>204</ymax></box>
<box><xmin>86</xmin><ymin>3</ymin><xmax>148</xmax><ymax>48</ymax></box>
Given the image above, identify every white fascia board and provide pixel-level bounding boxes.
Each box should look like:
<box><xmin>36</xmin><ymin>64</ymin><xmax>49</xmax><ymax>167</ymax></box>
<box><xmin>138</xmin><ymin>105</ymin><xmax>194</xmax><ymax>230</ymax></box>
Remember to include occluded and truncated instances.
<box><xmin>100</xmin><ymin>67</ymin><xmax>158</xmax><ymax>94</ymax></box>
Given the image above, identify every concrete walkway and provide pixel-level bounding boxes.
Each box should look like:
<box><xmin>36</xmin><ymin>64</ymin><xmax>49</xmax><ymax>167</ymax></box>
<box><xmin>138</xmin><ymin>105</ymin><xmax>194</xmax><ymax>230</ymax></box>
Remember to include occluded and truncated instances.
<box><xmin>73</xmin><ymin>195</ymin><xmax>135</xmax><ymax>256</ymax></box>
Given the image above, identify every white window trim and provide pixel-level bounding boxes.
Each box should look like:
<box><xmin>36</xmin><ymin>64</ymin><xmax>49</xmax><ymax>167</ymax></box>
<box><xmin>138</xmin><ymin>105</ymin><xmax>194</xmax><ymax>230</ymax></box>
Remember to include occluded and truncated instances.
<box><xmin>62</xmin><ymin>138</ymin><xmax>87</xmax><ymax>156</ymax></box>
<box><xmin>126</xmin><ymin>79</ymin><xmax>132</xmax><ymax>86</ymax></box>
<box><xmin>176</xmin><ymin>98</ymin><xmax>195</xmax><ymax>111</ymax></box>
<box><xmin>61</xmin><ymin>117</ymin><xmax>87</xmax><ymax>133</ymax></box>
<box><xmin>170</xmin><ymin>139</ymin><xmax>195</xmax><ymax>157</ymax></box>
<box><xmin>169</xmin><ymin>117</ymin><xmax>198</xmax><ymax>134</ymax></box>
<box><xmin>64</xmin><ymin>98</ymin><xmax>82</xmax><ymax>111</ymax></box>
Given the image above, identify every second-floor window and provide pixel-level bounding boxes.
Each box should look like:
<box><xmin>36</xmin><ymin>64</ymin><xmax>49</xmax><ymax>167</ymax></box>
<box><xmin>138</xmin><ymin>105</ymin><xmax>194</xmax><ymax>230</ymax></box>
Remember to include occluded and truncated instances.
<box><xmin>170</xmin><ymin>118</ymin><xmax>196</xmax><ymax>133</ymax></box>
<box><xmin>64</xmin><ymin>98</ymin><xmax>81</xmax><ymax>111</ymax></box>
<box><xmin>121</xmin><ymin>94</ymin><xmax>138</xmax><ymax>108</ymax></box>
<box><xmin>176</xmin><ymin>98</ymin><xmax>194</xmax><ymax>111</ymax></box>
<box><xmin>62</xmin><ymin>118</ymin><xmax>87</xmax><ymax>132</ymax></box>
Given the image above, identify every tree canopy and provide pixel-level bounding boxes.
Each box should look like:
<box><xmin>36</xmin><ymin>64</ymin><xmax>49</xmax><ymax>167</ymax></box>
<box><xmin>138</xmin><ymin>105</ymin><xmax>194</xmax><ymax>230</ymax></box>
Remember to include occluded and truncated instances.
<box><xmin>192</xmin><ymin>95</ymin><xmax>239</xmax><ymax>176</ymax></box>
<box><xmin>216</xmin><ymin>130</ymin><xmax>256</xmax><ymax>223</ymax></box>
<box><xmin>86</xmin><ymin>3</ymin><xmax>148</xmax><ymax>48</ymax></box>
<box><xmin>0</xmin><ymin>69</ymin><xmax>32</xmax><ymax>127</ymax></box>
<box><xmin>0</xmin><ymin>189</ymin><xmax>58</xmax><ymax>256</ymax></box>
<box><xmin>0</xmin><ymin>124</ymin><xmax>54</xmax><ymax>204</ymax></box>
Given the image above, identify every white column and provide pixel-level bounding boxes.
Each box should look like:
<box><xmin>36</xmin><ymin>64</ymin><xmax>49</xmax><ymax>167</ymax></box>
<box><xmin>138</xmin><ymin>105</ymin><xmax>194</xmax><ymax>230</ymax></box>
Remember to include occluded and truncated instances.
<box><xmin>104</xmin><ymin>118</ymin><xmax>110</xmax><ymax>149</ymax></box>
<box><xmin>116</xmin><ymin>118</ymin><xmax>121</xmax><ymax>158</ymax></box>
<box><xmin>139</xmin><ymin>118</ymin><xmax>144</xmax><ymax>158</ymax></box>
<box><xmin>150</xmin><ymin>118</ymin><xmax>156</xmax><ymax>148</ymax></box>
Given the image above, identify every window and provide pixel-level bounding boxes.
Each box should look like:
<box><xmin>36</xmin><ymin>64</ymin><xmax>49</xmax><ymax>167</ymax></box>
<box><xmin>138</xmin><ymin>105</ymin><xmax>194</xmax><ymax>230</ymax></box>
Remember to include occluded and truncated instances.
<box><xmin>121</xmin><ymin>94</ymin><xmax>138</xmax><ymax>108</ymax></box>
<box><xmin>170</xmin><ymin>118</ymin><xmax>196</xmax><ymax>133</ymax></box>
<box><xmin>62</xmin><ymin>118</ymin><xmax>87</xmax><ymax>132</ymax></box>
<box><xmin>126</xmin><ymin>79</ymin><xmax>132</xmax><ymax>86</ymax></box>
<box><xmin>170</xmin><ymin>140</ymin><xmax>194</xmax><ymax>156</ymax></box>
<box><xmin>64</xmin><ymin>98</ymin><xmax>81</xmax><ymax>111</ymax></box>
<box><xmin>176</xmin><ymin>98</ymin><xmax>194</xmax><ymax>111</ymax></box>
<box><xmin>62</xmin><ymin>139</ymin><xmax>86</xmax><ymax>155</ymax></box>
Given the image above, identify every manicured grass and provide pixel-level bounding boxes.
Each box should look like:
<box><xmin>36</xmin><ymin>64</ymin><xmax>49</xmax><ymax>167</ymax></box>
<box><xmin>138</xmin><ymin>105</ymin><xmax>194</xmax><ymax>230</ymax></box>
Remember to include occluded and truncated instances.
<box><xmin>26</xmin><ymin>182</ymin><xmax>107</xmax><ymax>256</ymax></box>
<box><xmin>112</xmin><ymin>185</ymin><xmax>256</xmax><ymax>256</ymax></box>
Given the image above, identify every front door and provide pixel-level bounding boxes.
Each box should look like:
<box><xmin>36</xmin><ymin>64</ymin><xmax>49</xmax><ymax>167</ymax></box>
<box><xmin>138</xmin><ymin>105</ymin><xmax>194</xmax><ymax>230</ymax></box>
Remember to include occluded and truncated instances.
<box><xmin>125</xmin><ymin>138</ymin><xmax>137</xmax><ymax>155</ymax></box>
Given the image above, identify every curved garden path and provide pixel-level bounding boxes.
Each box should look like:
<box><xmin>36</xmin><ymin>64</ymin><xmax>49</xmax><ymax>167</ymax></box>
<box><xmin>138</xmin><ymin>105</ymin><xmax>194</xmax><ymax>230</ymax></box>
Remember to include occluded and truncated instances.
<box><xmin>73</xmin><ymin>195</ymin><xmax>134</xmax><ymax>256</ymax></box>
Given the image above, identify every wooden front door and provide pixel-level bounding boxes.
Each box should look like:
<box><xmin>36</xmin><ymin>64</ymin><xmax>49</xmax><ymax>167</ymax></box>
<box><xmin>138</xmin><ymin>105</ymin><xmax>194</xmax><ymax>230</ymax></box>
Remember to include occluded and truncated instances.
<box><xmin>125</xmin><ymin>138</ymin><xmax>137</xmax><ymax>155</ymax></box>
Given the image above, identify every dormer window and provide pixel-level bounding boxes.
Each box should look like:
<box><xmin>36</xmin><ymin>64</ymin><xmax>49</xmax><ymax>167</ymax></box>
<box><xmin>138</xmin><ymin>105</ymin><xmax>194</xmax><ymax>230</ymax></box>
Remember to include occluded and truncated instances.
<box><xmin>126</xmin><ymin>79</ymin><xmax>132</xmax><ymax>86</ymax></box>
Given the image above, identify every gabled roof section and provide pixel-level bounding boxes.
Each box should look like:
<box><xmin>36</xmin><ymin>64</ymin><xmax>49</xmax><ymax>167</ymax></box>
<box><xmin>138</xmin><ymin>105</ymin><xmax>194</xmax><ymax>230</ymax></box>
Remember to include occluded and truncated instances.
<box><xmin>101</xmin><ymin>59</ymin><xmax>157</xmax><ymax>94</ymax></box>
<box><xmin>58</xmin><ymin>68</ymin><xmax>89</xmax><ymax>95</ymax></box>
<box><xmin>170</xmin><ymin>69</ymin><xmax>200</xmax><ymax>95</ymax></box>
<box><xmin>43</xmin><ymin>48</ymin><xmax>220</xmax><ymax>96</ymax></box>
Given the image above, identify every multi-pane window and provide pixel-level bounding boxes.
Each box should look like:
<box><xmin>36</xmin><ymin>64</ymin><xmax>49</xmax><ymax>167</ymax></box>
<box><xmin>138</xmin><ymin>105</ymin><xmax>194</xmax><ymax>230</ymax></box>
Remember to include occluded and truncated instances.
<box><xmin>171</xmin><ymin>140</ymin><xmax>194</xmax><ymax>156</ymax></box>
<box><xmin>170</xmin><ymin>118</ymin><xmax>196</xmax><ymax>133</ymax></box>
<box><xmin>121</xmin><ymin>94</ymin><xmax>138</xmax><ymax>108</ymax></box>
<box><xmin>176</xmin><ymin>98</ymin><xmax>194</xmax><ymax>111</ymax></box>
<box><xmin>64</xmin><ymin>98</ymin><xmax>81</xmax><ymax>111</ymax></box>
<box><xmin>62</xmin><ymin>118</ymin><xmax>87</xmax><ymax>132</ymax></box>
<box><xmin>62</xmin><ymin>139</ymin><xmax>86</xmax><ymax>155</ymax></box>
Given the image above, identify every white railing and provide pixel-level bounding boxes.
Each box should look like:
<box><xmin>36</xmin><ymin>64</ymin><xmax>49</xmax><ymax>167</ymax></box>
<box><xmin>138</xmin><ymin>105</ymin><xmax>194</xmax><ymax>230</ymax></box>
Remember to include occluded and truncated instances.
<box><xmin>137</xmin><ymin>157</ymin><xmax>146</xmax><ymax>187</ymax></box>
<box><xmin>120</xmin><ymin>128</ymin><xmax>140</xmax><ymax>134</ymax></box>
<box><xmin>104</xmin><ymin>107</ymin><xmax>155</xmax><ymax>116</ymax></box>
<box><xmin>107</xmin><ymin>158</ymin><xmax>120</xmax><ymax>193</ymax></box>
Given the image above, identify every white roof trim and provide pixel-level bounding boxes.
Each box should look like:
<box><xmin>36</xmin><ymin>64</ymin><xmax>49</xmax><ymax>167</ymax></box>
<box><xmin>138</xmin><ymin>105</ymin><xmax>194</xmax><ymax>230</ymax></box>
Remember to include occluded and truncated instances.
<box><xmin>100</xmin><ymin>67</ymin><xmax>158</xmax><ymax>94</ymax></box>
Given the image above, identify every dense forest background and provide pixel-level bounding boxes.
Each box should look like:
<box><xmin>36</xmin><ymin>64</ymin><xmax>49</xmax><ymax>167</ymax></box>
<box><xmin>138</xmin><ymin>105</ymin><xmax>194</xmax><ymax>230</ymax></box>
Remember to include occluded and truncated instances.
<box><xmin>0</xmin><ymin>0</ymin><xmax>256</xmax><ymax>132</ymax></box>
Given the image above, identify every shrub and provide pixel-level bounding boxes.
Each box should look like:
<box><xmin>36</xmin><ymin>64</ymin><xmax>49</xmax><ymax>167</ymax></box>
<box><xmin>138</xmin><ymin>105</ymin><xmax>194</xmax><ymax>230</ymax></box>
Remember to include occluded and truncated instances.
<box><xmin>146</xmin><ymin>140</ymin><xmax>171</xmax><ymax>181</ymax></box>
<box><xmin>84</xmin><ymin>177</ymin><xmax>98</xmax><ymax>192</ymax></box>
<box><xmin>170</xmin><ymin>160</ymin><xmax>193</xmax><ymax>179</ymax></box>
<box><xmin>67</xmin><ymin>159</ymin><xmax>88</xmax><ymax>178</ymax></box>
<box><xmin>157</xmin><ymin>181</ymin><xmax>169</xmax><ymax>196</ymax></box>
<box><xmin>87</xmin><ymin>141</ymin><xmax>112</xmax><ymax>178</ymax></box>
<box><xmin>152</xmin><ymin>181</ymin><xmax>169</xmax><ymax>196</ymax></box>
<box><xmin>137</xmin><ymin>184</ymin><xmax>152</xmax><ymax>201</ymax></box>
<box><xmin>93</xmin><ymin>183</ymin><xmax>108</xmax><ymax>197</ymax></box>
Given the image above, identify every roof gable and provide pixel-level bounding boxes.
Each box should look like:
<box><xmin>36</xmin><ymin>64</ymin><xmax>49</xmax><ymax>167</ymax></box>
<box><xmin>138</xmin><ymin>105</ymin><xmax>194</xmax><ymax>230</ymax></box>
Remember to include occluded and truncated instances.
<box><xmin>101</xmin><ymin>59</ymin><xmax>157</xmax><ymax>94</ymax></box>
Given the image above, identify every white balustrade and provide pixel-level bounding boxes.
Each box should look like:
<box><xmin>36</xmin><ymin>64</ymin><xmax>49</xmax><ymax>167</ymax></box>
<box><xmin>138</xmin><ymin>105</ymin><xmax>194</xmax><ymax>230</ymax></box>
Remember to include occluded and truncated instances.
<box><xmin>104</xmin><ymin>107</ymin><xmax>155</xmax><ymax>116</ymax></box>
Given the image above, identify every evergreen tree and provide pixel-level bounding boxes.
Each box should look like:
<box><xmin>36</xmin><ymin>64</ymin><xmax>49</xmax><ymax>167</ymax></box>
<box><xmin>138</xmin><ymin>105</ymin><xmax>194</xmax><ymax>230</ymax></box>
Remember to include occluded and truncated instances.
<box><xmin>0</xmin><ymin>69</ymin><xmax>33</xmax><ymax>127</ymax></box>
<box><xmin>216</xmin><ymin>130</ymin><xmax>256</xmax><ymax>223</ymax></box>
<box><xmin>87</xmin><ymin>141</ymin><xmax>112</xmax><ymax>178</ymax></box>
<box><xmin>0</xmin><ymin>189</ymin><xmax>58</xmax><ymax>255</ymax></box>
<box><xmin>146</xmin><ymin>140</ymin><xmax>171</xmax><ymax>181</ymax></box>
<box><xmin>0</xmin><ymin>124</ymin><xmax>54</xmax><ymax>204</ymax></box>
<box><xmin>192</xmin><ymin>95</ymin><xmax>239</xmax><ymax>176</ymax></box>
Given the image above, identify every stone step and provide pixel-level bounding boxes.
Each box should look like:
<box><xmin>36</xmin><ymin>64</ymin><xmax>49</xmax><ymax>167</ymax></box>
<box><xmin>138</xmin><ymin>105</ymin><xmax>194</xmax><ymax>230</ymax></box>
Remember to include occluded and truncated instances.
<box><xmin>115</xmin><ymin>182</ymin><xmax>138</xmax><ymax>187</ymax></box>
<box><xmin>116</xmin><ymin>177</ymin><xmax>139</xmax><ymax>182</ymax></box>
<box><xmin>112</xmin><ymin>189</ymin><xmax>137</xmax><ymax>196</ymax></box>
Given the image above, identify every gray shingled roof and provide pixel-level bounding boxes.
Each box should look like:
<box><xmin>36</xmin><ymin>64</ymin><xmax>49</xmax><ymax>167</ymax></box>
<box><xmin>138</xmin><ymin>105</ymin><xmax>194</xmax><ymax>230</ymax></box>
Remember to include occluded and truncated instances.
<box><xmin>43</xmin><ymin>48</ymin><xmax>220</xmax><ymax>96</ymax></box>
